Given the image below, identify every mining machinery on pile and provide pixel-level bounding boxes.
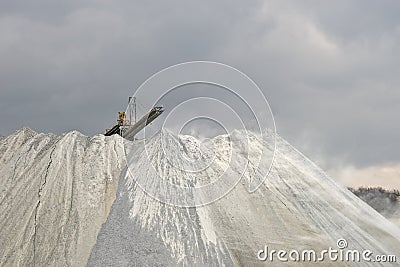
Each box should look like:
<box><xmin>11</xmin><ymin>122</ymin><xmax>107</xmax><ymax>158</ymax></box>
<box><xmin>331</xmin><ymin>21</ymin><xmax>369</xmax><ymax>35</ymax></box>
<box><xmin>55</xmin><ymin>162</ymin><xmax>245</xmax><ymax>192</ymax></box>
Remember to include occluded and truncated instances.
<box><xmin>104</xmin><ymin>97</ymin><xmax>164</xmax><ymax>140</ymax></box>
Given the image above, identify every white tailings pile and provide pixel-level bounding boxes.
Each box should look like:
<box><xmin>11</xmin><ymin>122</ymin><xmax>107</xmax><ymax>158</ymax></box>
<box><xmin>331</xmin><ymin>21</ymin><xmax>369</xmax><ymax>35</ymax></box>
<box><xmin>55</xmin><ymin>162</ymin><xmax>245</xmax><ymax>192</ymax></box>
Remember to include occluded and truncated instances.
<box><xmin>0</xmin><ymin>128</ymin><xmax>123</xmax><ymax>266</ymax></box>
<box><xmin>1</xmin><ymin>128</ymin><xmax>399</xmax><ymax>266</ymax></box>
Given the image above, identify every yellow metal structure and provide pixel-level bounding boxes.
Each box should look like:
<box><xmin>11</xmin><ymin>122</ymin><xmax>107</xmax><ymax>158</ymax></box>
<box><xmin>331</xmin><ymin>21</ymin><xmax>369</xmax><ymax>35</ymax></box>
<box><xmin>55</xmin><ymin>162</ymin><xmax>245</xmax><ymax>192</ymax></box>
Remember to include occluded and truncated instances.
<box><xmin>118</xmin><ymin>112</ymin><xmax>126</xmax><ymax>126</ymax></box>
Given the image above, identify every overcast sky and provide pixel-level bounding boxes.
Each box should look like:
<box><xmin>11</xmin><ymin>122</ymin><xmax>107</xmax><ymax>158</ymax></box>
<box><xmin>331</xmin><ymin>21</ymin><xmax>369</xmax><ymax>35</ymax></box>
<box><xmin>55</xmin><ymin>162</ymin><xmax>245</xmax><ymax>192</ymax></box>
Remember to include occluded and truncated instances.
<box><xmin>1</xmin><ymin>0</ymin><xmax>399</xmax><ymax>188</ymax></box>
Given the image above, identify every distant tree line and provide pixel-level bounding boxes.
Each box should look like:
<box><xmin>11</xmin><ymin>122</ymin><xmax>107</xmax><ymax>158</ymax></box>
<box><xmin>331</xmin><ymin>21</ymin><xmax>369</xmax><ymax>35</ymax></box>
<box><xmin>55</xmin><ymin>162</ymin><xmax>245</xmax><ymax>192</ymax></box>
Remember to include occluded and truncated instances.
<box><xmin>348</xmin><ymin>187</ymin><xmax>400</xmax><ymax>217</ymax></box>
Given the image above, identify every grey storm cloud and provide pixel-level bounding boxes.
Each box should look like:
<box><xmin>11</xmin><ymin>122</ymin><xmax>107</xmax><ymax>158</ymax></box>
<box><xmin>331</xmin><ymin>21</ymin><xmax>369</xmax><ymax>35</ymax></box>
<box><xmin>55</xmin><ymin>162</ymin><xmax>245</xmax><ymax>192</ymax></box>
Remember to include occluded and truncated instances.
<box><xmin>0</xmin><ymin>0</ymin><xmax>400</xmax><ymax>171</ymax></box>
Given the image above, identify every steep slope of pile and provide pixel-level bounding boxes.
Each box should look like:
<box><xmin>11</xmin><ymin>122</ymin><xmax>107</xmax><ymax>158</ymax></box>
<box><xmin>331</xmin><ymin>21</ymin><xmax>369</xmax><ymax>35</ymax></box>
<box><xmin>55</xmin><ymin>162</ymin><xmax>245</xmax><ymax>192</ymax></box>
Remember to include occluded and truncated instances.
<box><xmin>89</xmin><ymin>130</ymin><xmax>400</xmax><ymax>266</ymax></box>
<box><xmin>0</xmin><ymin>128</ymin><xmax>124</xmax><ymax>266</ymax></box>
